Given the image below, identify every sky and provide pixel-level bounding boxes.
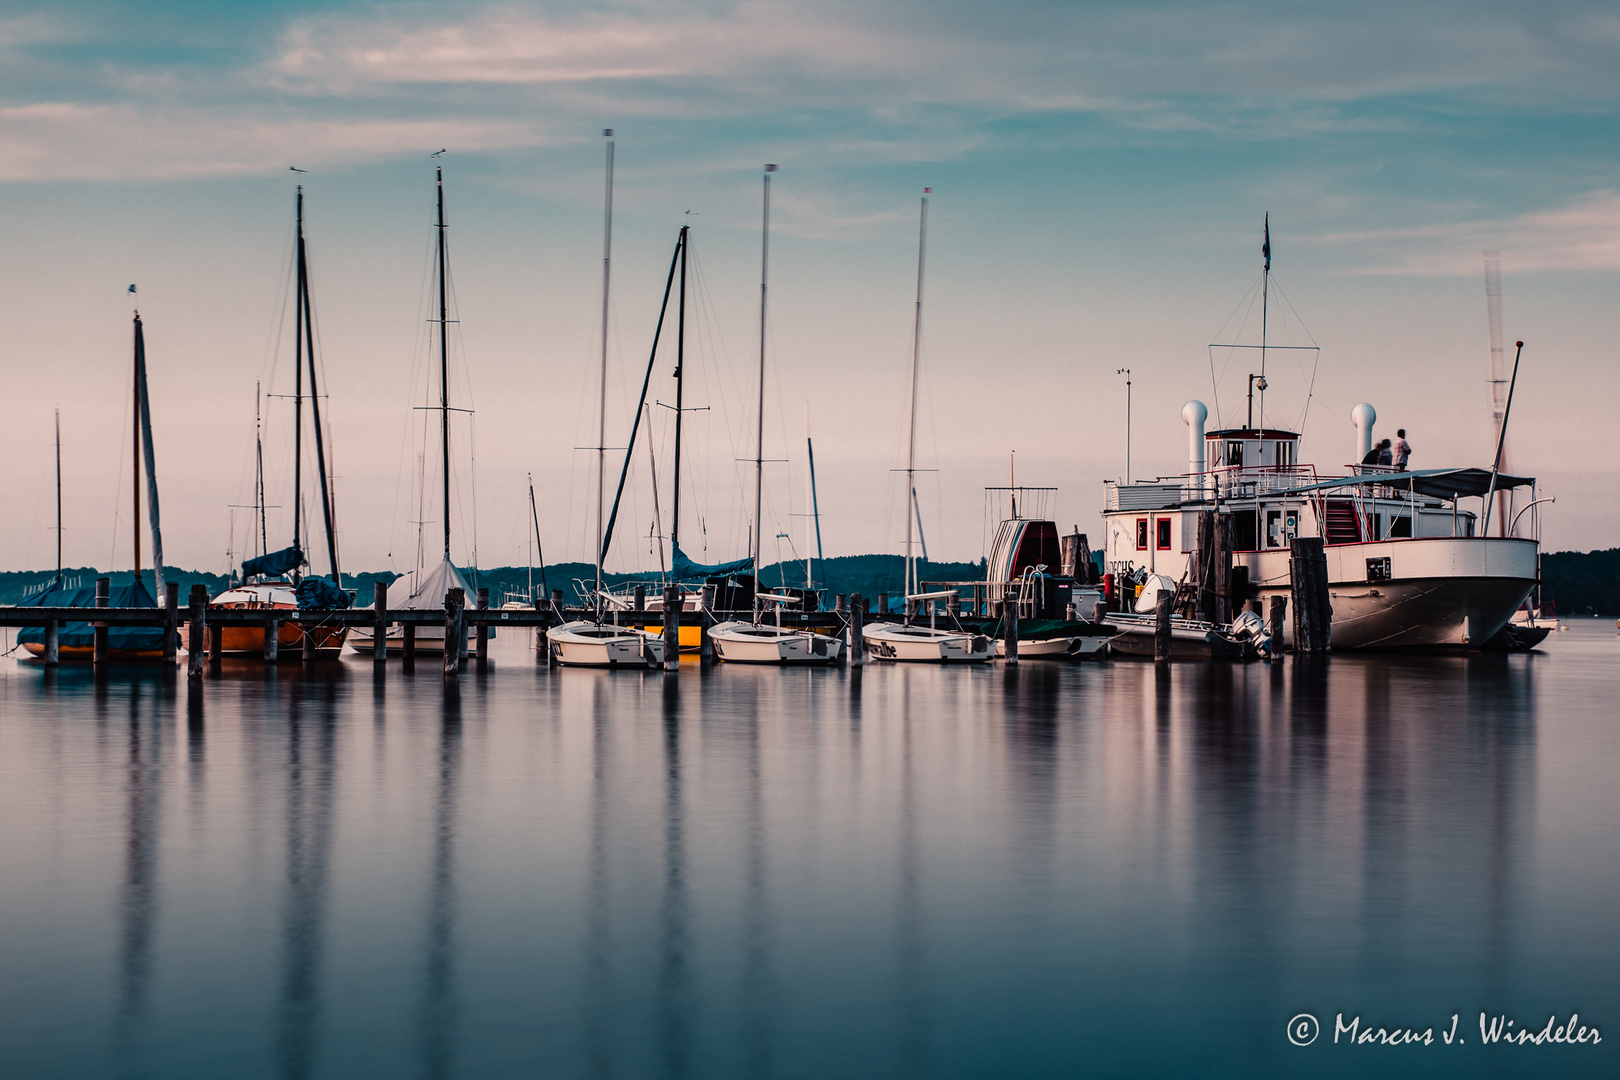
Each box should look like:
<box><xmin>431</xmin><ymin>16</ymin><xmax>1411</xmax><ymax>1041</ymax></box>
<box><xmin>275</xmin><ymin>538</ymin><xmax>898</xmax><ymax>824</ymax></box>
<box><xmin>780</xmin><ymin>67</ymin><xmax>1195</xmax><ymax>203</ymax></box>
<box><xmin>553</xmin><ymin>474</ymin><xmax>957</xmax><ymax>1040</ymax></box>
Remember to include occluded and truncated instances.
<box><xmin>2</xmin><ymin>0</ymin><xmax>1618</xmax><ymax>581</ymax></box>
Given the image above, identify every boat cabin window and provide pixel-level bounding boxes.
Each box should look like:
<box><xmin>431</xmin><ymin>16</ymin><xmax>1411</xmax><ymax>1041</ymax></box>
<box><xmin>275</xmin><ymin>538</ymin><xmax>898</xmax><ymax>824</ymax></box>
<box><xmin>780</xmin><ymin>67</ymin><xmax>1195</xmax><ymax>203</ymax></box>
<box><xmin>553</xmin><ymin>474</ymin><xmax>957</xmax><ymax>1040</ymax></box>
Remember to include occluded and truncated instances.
<box><xmin>1136</xmin><ymin>518</ymin><xmax>1149</xmax><ymax>550</ymax></box>
<box><xmin>1225</xmin><ymin>440</ymin><xmax>1244</xmax><ymax>467</ymax></box>
<box><xmin>1276</xmin><ymin>441</ymin><xmax>1296</xmax><ymax>468</ymax></box>
<box><xmin>1156</xmin><ymin>518</ymin><xmax>1172</xmax><ymax>551</ymax></box>
<box><xmin>1389</xmin><ymin>515</ymin><xmax>1411</xmax><ymax>538</ymax></box>
<box><xmin>1266</xmin><ymin>510</ymin><xmax>1283</xmax><ymax>547</ymax></box>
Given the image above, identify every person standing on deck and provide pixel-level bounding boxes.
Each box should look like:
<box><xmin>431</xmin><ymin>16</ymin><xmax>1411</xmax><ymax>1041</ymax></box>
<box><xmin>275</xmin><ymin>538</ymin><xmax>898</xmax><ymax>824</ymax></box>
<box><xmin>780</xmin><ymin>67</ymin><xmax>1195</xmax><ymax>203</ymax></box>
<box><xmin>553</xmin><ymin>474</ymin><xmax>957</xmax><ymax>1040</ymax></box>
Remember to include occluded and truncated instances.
<box><xmin>1393</xmin><ymin>429</ymin><xmax>1412</xmax><ymax>471</ymax></box>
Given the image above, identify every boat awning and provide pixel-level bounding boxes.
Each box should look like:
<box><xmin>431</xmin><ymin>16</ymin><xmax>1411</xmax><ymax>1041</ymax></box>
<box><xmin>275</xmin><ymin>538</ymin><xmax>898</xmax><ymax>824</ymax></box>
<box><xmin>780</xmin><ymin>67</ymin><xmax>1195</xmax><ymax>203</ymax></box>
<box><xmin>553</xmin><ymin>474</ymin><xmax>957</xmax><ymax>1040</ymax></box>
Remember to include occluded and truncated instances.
<box><xmin>1269</xmin><ymin>468</ymin><xmax>1535</xmax><ymax>501</ymax></box>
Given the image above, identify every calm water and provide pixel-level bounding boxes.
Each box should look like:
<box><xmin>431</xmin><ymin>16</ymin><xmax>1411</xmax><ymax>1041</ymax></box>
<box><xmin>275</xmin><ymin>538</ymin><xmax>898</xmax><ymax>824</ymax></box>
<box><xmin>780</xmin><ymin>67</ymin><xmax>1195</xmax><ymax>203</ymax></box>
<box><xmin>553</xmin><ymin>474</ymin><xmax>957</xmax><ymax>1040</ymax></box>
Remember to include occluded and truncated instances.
<box><xmin>2</xmin><ymin>625</ymin><xmax>1617</xmax><ymax>1078</ymax></box>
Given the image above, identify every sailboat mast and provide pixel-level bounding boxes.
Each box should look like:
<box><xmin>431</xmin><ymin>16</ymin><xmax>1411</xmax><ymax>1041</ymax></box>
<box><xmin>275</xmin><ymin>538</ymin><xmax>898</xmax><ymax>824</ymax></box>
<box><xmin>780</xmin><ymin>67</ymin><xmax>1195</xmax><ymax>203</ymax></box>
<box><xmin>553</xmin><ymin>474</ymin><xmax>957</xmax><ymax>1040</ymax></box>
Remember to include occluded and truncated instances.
<box><xmin>671</xmin><ymin>225</ymin><xmax>687</xmax><ymax>559</ymax></box>
<box><xmin>528</xmin><ymin>474</ymin><xmax>549</xmax><ymax>601</ymax></box>
<box><xmin>54</xmin><ymin>408</ymin><xmax>61</xmax><ymax>588</ymax></box>
<box><xmin>597</xmin><ymin>130</ymin><xmax>614</xmax><ymax>610</ymax></box>
<box><xmin>132</xmin><ymin>314</ymin><xmax>141</xmax><ymax>584</ymax></box>
<box><xmin>807</xmin><ymin>408</ymin><xmax>824</xmax><ymax>589</ymax></box>
<box><xmin>299</xmin><ymin>190</ymin><xmax>341</xmax><ymax>585</ymax></box>
<box><xmin>905</xmin><ymin>190</ymin><xmax>929</xmax><ymax>598</ymax></box>
<box><xmin>755</xmin><ymin>165</ymin><xmax>775</xmax><ymax>575</ymax></box>
<box><xmin>1259</xmin><ymin>211</ymin><xmax>1270</xmax><ymax>431</ymax></box>
<box><xmin>255</xmin><ymin>381</ymin><xmax>267</xmax><ymax>557</ymax></box>
<box><xmin>292</xmin><ymin>189</ymin><xmax>306</xmax><ymax>582</ymax></box>
<box><xmin>804</xmin><ymin>405</ymin><xmax>813</xmax><ymax>589</ymax></box>
<box><xmin>436</xmin><ymin>167</ymin><xmax>451</xmax><ymax>564</ymax></box>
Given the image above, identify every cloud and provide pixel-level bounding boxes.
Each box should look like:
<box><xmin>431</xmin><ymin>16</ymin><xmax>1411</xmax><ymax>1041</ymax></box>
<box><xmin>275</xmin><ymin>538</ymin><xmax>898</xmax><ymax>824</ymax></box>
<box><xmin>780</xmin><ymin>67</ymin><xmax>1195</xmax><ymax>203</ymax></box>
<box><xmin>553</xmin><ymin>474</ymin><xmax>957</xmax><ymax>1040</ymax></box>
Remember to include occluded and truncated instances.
<box><xmin>1322</xmin><ymin>190</ymin><xmax>1620</xmax><ymax>275</ymax></box>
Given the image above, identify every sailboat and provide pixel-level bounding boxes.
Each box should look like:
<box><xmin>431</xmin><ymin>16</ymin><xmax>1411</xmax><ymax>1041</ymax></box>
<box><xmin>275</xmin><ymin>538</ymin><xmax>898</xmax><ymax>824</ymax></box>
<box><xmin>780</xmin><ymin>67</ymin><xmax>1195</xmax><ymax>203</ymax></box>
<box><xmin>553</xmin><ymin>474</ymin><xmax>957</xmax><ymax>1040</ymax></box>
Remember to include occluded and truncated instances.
<box><xmin>864</xmin><ymin>189</ymin><xmax>992</xmax><ymax>663</ymax></box>
<box><xmin>348</xmin><ymin>166</ymin><xmax>476</xmax><ymax>657</ymax></box>
<box><xmin>20</xmin><ymin>342</ymin><xmax>171</xmax><ymax>662</ymax></box>
<box><xmin>710</xmin><ymin>165</ymin><xmax>842</xmax><ymax>665</ymax></box>
<box><xmin>212</xmin><ymin>186</ymin><xmax>349</xmax><ymax>659</ymax></box>
<box><xmin>546</xmin><ymin>130</ymin><xmax>667</xmax><ymax>668</ymax></box>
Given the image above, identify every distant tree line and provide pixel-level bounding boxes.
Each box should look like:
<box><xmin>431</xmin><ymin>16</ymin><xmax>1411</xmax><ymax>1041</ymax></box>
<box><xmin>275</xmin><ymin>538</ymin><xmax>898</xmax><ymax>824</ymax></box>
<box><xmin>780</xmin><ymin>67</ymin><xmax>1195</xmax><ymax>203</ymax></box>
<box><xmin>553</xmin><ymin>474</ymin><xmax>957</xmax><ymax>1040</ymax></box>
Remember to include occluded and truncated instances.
<box><xmin>1541</xmin><ymin>549</ymin><xmax>1620</xmax><ymax>616</ymax></box>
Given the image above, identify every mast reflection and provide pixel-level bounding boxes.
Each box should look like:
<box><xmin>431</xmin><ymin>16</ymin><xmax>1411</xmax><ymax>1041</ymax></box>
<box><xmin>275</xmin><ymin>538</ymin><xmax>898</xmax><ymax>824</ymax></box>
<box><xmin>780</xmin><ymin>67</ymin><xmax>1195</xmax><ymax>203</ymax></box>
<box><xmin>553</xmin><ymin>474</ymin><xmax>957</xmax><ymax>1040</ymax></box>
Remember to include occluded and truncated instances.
<box><xmin>418</xmin><ymin>685</ymin><xmax>463</xmax><ymax>1080</ymax></box>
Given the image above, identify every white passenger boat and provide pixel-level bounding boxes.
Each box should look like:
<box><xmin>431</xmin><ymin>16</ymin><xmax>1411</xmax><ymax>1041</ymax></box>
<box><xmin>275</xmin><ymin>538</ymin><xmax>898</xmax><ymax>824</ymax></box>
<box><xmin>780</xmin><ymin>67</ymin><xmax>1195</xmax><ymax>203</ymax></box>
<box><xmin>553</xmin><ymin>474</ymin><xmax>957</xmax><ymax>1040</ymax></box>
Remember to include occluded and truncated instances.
<box><xmin>546</xmin><ymin>620</ymin><xmax>665</xmax><ymax>668</ymax></box>
<box><xmin>711</xmin><ymin>592</ymin><xmax>842</xmax><ymax>664</ymax></box>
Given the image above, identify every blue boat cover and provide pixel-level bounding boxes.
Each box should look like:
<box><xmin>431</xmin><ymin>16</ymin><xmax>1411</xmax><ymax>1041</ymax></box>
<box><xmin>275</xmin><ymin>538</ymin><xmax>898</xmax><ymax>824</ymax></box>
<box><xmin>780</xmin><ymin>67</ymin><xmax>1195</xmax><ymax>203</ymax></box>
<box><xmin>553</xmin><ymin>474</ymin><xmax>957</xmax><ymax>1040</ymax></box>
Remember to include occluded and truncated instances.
<box><xmin>243</xmin><ymin>544</ymin><xmax>303</xmax><ymax>580</ymax></box>
<box><xmin>671</xmin><ymin>544</ymin><xmax>753</xmax><ymax>581</ymax></box>
<box><xmin>17</xmin><ymin>578</ymin><xmax>164</xmax><ymax>651</ymax></box>
<box><xmin>296</xmin><ymin>577</ymin><xmax>351</xmax><ymax>609</ymax></box>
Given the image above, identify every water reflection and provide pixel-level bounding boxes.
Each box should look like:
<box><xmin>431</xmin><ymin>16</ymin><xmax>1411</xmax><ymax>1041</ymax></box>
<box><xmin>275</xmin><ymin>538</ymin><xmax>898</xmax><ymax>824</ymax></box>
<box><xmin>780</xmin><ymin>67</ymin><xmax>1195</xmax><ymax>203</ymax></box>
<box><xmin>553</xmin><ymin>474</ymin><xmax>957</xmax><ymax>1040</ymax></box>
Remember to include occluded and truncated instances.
<box><xmin>4</xmin><ymin>632</ymin><xmax>1609</xmax><ymax>1079</ymax></box>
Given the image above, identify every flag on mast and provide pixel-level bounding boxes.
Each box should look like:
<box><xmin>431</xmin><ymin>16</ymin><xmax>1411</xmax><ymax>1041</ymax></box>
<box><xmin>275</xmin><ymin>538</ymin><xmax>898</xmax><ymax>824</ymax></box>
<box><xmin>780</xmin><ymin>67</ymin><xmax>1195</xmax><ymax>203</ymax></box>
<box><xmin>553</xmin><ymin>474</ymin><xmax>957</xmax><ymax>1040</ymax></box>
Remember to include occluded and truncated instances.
<box><xmin>1262</xmin><ymin>212</ymin><xmax>1271</xmax><ymax>271</ymax></box>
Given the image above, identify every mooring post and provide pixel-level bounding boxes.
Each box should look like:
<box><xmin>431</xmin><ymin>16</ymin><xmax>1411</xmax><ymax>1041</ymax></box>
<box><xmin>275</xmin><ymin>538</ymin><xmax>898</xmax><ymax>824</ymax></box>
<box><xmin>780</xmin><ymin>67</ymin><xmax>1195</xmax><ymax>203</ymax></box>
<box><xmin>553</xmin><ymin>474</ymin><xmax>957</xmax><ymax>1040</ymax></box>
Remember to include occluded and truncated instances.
<box><xmin>1154</xmin><ymin>589</ymin><xmax>1173</xmax><ymax>663</ymax></box>
<box><xmin>43</xmin><ymin>619</ymin><xmax>59</xmax><ymax>667</ymax></box>
<box><xmin>163</xmin><ymin>581</ymin><xmax>179</xmax><ymax>665</ymax></box>
<box><xmin>374</xmin><ymin>582</ymin><xmax>388</xmax><ymax>663</ymax></box>
<box><xmin>264</xmin><ymin>616</ymin><xmax>279</xmax><ymax>662</ymax></box>
<box><xmin>633</xmin><ymin>584</ymin><xmax>645</xmax><ymax>614</ymax></box>
<box><xmin>402</xmin><ymin>622</ymin><xmax>415</xmax><ymax>671</ymax></box>
<box><xmin>475</xmin><ymin>588</ymin><xmax>490</xmax><ymax>670</ymax></box>
<box><xmin>1005</xmin><ymin>597</ymin><xmax>1020</xmax><ymax>665</ymax></box>
<box><xmin>1268</xmin><ymin>595</ymin><xmax>1289</xmax><ymax>649</ymax></box>
<box><xmin>187</xmin><ymin>584</ymin><xmax>207</xmax><ymax>678</ymax></box>
<box><xmin>444</xmin><ymin>588</ymin><xmax>463</xmax><ymax>677</ymax></box>
<box><xmin>663</xmin><ymin>585</ymin><xmax>681</xmax><ymax>671</ymax></box>
<box><xmin>1289</xmin><ymin>538</ymin><xmax>1331</xmax><ymax>653</ymax></box>
<box><xmin>878</xmin><ymin>593</ymin><xmax>889</xmax><ymax>617</ymax></box>
<box><xmin>1213</xmin><ymin>512</ymin><xmax>1233</xmax><ymax>625</ymax></box>
<box><xmin>93</xmin><ymin>577</ymin><xmax>110</xmax><ymax>665</ymax></box>
<box><xmin>849</xmin><ymin>592</ymin><xmax>865</xmax><ymax>667</ymax></box>
<box><xmin>1094</xmin><ymin>599</ymin><xmax>1108</xmax><ymax>624</ymax></box>
<box><xmin>834</xmin><ymin>594</ymin><xmax>847</xmax><ymax>615</ymax></box>
<box><xmin>302</xmin><ymin>615</ymin><xmax>317</xmax><ymax>662</ymax></box>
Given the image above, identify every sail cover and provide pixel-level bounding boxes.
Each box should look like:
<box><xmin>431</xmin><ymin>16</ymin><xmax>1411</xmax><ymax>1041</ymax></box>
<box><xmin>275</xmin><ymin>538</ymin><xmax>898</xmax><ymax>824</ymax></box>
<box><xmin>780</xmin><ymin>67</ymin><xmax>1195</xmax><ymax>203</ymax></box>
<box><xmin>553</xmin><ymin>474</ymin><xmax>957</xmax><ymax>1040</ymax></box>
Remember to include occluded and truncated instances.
<box><xmin>671</xmin><ymin>544</ymin><xmax>753</xmax><ymax>581</ymax></box>
<box><xmin>393</xmin><ymin>558</ymin><xmax>473</xmax><ymax>610</ymax></box>
<box><xmin>296</xmin><ymin>576</ymin><xmax>351</xmax><ymax>609</ymax></box>
<box><xmin>17</xmin><ymin>578</ymin><xmax>164</xmax><ymax>651</ymax></box>
<box><xmin>243</xmin><ymin>544</ymin><xmax>303</xmax><ymax>580</ymax></box>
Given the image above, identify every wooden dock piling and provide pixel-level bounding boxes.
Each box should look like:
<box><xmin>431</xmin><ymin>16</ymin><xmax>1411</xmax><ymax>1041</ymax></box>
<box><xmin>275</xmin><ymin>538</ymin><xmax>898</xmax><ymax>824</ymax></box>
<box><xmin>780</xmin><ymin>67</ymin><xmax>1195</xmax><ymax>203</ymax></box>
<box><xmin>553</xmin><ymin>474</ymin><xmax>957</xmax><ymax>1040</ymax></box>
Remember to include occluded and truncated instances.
<box><xmin>302</xmin><ymin>614</ymin><xmax>317</xmax><ymax>662</ymax></box>
<box><xmin>476</xmin><ymin>588</ymin><xmax>489</xmax><ymax>669</ymax></box>
<box><xmin>43</xmin><ymin>619</ymin><xmax>58</xmax><ymax>667</ymax></box>
<box><xmin>849</xmin><ymin>592</ymin><xmax>865</xmax><ymax>667</ymax></box>
<box><xmin>265</xmin><ymin>617</ymin><xmax>279</xmax><ymax>662</ymax></box>
<box><xmin>1154</xmin><ymin>589</ymin><xmax>1173</xmax><ymax>662</ymax></box>
<box><xmin>444</xmin><ymin>588</ymin><xmax>463</xmax><ymax>677</ymax></box>
<box><xmin>187</xmin><ymin>584</ymin><xmax>207</xmax><ymax>678</ymax></box>
<box><xmin>374</xmin><ymin>582</ymin><xmax>388</xmax><ymax>663</ymax></box>
<box><xmin>663</xmin><ymin>585</ymin><xmax>680</xmax><ymax>671</ymax></box>
<box><xmin>93</xmin><ymin>577</ymin><xmax>109</xmax><ymax>665</ymax></box>
<box><xmin>1267</xmin><ymin>595</ymin><xmax>1288</xmax><ymax>650</ymax></box>
<box><xmin>402</xmin><ymin>623</ymin><xmax>415</xmax><ymax>670</ymax></box>
<box><xmin>1004</xmin><ymin>598</ymin><xmax>1019</xmax><ymax>665</ymax></box>
<box><xmin>1289</xmin><ymin>538</ymin><xmax>1331</xmax><ymax>653</ymax></box>
<box><xmin>164</xmin><ymin>582</ymin><xmax>179</xmax><ymax>664</ymax></box>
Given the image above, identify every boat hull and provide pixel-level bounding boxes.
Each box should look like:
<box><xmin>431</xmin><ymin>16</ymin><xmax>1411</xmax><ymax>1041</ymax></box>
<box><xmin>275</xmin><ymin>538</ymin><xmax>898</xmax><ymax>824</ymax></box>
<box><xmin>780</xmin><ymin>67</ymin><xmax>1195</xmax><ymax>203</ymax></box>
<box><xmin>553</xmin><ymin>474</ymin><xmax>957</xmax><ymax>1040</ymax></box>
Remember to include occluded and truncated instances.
<box><xmin>1101</xmin><ymin>617</ymin><xmax>1251</xmax><ymax>660</ymax></box>
<box><xmin>346</xmin><ymin>625</ymin><xmax>472</xmax><ymax>657</ymax></box>
<box><xmin>993</xmin><ymin>635</ymin><xmax>1111</xmax><ymax>660</ymax></box>
<box><xmin>21</xmin><ymin>643</ymin><xmax>176</xmax><ymax>663</ymax></box>
<box><xmin>216</xmin><ymin>622</ymin><xmax>348</xmax><ymax>660</ymax></box>
<box><xmin>545</xmin><ymin>622</ymin><xmax>665</xmax><ymax>668</ymax></box>
<box><xmin>863</xmin><ymin>625</ymin><xmax>993</xmax><ymax>663</ymax></box>
<box><xmin>710</xmin><ymin>622</ymin><xmax>842</xmax><ymax>664</ymax></box>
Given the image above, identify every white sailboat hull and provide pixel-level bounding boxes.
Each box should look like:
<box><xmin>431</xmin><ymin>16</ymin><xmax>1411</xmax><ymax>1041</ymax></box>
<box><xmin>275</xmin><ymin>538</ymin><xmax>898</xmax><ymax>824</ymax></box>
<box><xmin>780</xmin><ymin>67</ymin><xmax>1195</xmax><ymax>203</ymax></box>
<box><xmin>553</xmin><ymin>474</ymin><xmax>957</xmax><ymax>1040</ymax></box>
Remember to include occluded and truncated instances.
<box><xmin>863</xmin><ymin>624</ymin><xmax>993</xmax><ymax>663</ymax></box>
<box><xmin>545</xmin><ymin>621</ymin><xmax>665</xmax><ymax>668</ymax></box>
<box><xmin>710</xmin><ymin>622</ymin><xmax>842</xmax><ymax>664</ymax></box>
<box><xmin>994</xmin><ymin>634</ymin><xmax>1111</xmax><ymax>659</ymax></box>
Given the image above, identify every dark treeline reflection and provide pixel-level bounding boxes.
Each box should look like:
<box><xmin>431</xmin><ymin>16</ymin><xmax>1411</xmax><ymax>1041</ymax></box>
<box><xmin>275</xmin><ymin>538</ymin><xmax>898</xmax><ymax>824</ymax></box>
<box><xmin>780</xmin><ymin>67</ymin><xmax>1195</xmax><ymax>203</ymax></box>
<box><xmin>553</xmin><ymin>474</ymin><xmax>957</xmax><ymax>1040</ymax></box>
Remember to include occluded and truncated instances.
<box><xmin>3</xmin><ymin>633</ymin><xmax>1603</xmax><ymax>1080</ymax></box>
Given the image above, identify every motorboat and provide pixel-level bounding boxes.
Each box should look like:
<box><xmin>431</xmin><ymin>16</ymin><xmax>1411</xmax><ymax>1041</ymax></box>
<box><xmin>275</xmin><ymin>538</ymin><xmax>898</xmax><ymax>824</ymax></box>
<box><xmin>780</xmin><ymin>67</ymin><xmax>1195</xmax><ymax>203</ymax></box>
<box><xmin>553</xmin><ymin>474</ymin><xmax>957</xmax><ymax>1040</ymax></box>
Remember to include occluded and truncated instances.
<box><xmin>710</xmin><ymin>591</ymin><xmax>842</xmax><ymax>664</ymax></box>
<box><xmin>546</xmin><ymin>620</ymin><xmax>665</xmax><ymax>668</ymax></box>
<box><xmin>863</xmin><ymin>590</ymin><xmax>993</xmax><ymax>663</ymax></box>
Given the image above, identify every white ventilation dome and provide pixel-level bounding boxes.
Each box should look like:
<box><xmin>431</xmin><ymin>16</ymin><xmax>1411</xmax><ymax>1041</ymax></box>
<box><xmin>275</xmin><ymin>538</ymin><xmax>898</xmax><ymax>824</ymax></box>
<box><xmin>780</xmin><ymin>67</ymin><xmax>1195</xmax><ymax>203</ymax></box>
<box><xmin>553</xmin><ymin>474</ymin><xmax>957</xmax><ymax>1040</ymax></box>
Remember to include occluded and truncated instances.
<box><xmin>1352</xmin><ymin>402</ymin><xmax>1376</xmax><ymax>462</ymax></box>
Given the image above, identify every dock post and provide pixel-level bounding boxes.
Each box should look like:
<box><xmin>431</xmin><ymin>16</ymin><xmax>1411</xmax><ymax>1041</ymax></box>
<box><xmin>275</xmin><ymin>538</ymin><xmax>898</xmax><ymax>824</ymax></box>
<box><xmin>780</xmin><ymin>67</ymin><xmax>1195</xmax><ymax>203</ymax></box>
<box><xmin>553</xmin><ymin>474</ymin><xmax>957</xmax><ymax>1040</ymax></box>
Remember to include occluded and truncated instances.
<box><xmin>164</xmin><ymin>582</ymin><xmax>179</xmax><ymax>665</ymax></box>
<box><xmin>475</xmin><ymin>588</ymin><xmax>490</xmax><ymax>670</ymax></box>
<box><xmin>43</xmin><ymin>620</ymin><xmax>58</xmax><ymax>667</ymax></box>
<box><xmin>93</xmin><ymin>577</ymin><xmax>109</xmax><ymax>665</ymax></box>
<box><xmin>849</xmin><ymin>593</ymin><xmax>865</xmax><ymax>667</ymax></box>
<box><xmin>835</xmin><ymin>594</ymin><xmax>847</xmax><ymax>615</ymax></box>
<box><xmin>265</xmin><ymin>617</ymin><xmax>279</xmax><ymax>663</ymax></box>
<box><xmin>187</xmin><ymin>584</ymin><xmax>207</xmax><ymax>679</ymax></box>
<box><xmin>402</xmin><ymin>623</ymin><xmax>415</xmax><ymax>671</ymax></box>
<box><xmin>1213</xmin><ymin>512</ymin><xmax>1233</xmax><ymax>625</ymax></box>
<box><xmin>1267</xmin><ymin>596</ymin><xmax>1288</xmax><ymax>648</ymax></box>
<box><xmin>374</xmin><ymin>582</ymin><xmax>388</xmax><ymax>664</ymax></box>
<box><xmin>1154</xmin><ymin>589</ymin><xmax>1173</xmax><ymax>663</ymax></box>
<box><xmin>1289</xmin><ymin>538</ymin><xmax>1331</xmax><ymax>653</ymax></box>
<box><xmin>302</xmin><ymin>616</ymin><xmax>317</xmax><ymax>662</ymax></box>
<box><xmin>444</xmin><ymin>588</ymin><xmax>464</xmax><ymax>678</ymax></box>
<box><xmin>459</xmin><ymin>591</ymin><xmax>472</xmax><ymax>666</ymax></box>
<box><xmin>633</xmin><ymin>584</ymin><xmax>645</xmax><ymax>614</ymax></box>
<box><xmin>948</xmin><ymin>591</ymin><xmax>961</xmax><ymax>618</ymax></box>
<box><xmin>1005</xmin><ymin>599</ymin><xmax>1019</xmax><ymax>665</ymax></box>
<box><xmin>663</xmin><ymin>585</ymin><xmax>681</xmax><ymax>671</ymax></box>
<box><xmin>878</xmin><ymin>593</ymin><xmax>889</xmax><ymax>617</ymax></box>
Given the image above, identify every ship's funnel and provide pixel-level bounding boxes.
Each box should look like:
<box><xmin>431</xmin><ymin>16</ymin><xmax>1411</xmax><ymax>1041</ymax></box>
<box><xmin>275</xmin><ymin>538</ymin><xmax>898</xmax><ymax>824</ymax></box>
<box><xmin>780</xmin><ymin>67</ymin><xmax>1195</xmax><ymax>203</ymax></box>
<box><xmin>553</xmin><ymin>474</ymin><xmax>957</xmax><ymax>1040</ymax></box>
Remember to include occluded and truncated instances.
<box><xmin>1352</xmin><ymin>402</ymin><xmax>1377</xmax><ymax>463</ymax></box>
<box><xmin>1182</xmin><ymin>400</ymin><xmax>1209</xmax><ymax>497</ymax></box>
